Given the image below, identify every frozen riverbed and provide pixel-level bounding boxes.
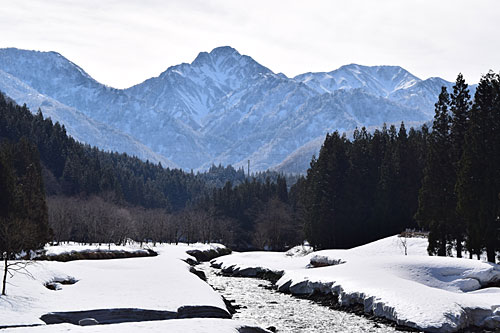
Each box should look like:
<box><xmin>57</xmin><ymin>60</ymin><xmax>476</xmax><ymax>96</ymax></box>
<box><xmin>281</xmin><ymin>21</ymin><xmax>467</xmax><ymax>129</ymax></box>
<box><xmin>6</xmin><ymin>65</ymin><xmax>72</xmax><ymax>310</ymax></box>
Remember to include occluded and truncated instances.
<box><xmin>201</xmin><ymin>263</ymin><xmax>398</xmax><ymax>333</ymax></box>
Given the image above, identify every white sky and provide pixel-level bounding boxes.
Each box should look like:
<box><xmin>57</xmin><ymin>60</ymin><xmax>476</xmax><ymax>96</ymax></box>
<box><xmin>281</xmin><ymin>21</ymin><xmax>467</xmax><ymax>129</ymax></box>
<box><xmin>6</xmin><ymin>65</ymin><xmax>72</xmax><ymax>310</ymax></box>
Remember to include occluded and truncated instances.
<box><xmin>1</xmin><ymin>0</ymin><xmax>498</xmax><ymax>88</ymax></box>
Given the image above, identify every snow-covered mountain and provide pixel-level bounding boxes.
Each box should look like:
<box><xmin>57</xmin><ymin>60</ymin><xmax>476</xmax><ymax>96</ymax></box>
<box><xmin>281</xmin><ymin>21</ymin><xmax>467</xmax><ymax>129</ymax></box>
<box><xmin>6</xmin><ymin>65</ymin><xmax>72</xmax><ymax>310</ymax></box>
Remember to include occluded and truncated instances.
<box><xmin>0</xmin><ymin>69</ymin><xmax>177</xmax><ymax>168</ymax></box>
<box><xmin>0</xmin><ymin>46</ymin><xmax>457</xmax><ymax>172</ymax></box>
<box><xmin>295</xmin><ymin>64</ymin><xmax>421</xmax><ymax>96</ymax></box>
<box><xmin>126</xmin><ymin>46</ymin><xmax>272</xmax><ymax>127</ymax></box>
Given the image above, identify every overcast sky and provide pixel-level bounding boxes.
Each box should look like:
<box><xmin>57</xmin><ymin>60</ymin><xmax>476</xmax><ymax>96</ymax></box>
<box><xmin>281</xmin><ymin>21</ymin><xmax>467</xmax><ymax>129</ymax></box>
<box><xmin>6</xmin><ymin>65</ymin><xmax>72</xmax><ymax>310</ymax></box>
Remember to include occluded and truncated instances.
<box><xmin>1</xmin><ymin>0</ymin><xmax>499</xmax><ymax>88</ymax></box>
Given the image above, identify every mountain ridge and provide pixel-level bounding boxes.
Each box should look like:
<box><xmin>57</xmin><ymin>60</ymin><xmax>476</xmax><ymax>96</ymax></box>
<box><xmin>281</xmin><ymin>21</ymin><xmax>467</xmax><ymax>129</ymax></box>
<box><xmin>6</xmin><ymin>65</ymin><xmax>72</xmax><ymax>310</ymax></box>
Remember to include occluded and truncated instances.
<box><xmin>0</xmin><ymin>46</ymin><xmax>461</xmax><ymax>172</ymax></box>
<box><xmin>0</xmin><ymin>68</ymin><xmax>178</xmax><ymax>168</ymax></box>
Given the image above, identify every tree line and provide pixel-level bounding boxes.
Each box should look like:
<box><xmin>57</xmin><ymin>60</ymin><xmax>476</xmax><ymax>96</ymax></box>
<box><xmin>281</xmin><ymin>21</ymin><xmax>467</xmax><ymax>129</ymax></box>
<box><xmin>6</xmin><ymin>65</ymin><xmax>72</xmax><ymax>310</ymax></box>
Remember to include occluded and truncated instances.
<box><xmin>0</xmin><ymin>93</ymin><xmax>298</xmax><ymax>250</ymax></box>
<box><xmin>196</xmin><ymin>176</ymin><xmax>301</xmax><ymax>250</ymax></box>
<box><xmin>0</xmin><ymin>96</ymin><xmax>209</xmax><ymax>211</ymax></box>
<box><xmin>292</xmin><ymin>122</ymin><xmax>426</xmax><ymax>250</ymax></box>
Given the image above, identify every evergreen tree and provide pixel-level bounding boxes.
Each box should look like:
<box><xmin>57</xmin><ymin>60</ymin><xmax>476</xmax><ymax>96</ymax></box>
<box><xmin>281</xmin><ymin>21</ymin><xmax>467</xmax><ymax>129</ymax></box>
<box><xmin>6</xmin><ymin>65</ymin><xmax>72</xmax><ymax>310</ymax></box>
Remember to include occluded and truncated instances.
<box><xmin>406</xmin><ymin>127</ymin><xmax>427</xmax><ymax>227</ymax></box>
<box><xmin>345</xmin><ymin>127</ymin><xmax>377</xmax><ymax>245</ymax></box>
<box><xmin>0</xmin><ymin>139</ymin><xmax>51</xmax><ymax>295</ymax></box>
<box><xmin>305</xmin><ymin>132</ymin><xmax>349</xmax><ymax>249</ymax></box>
<box><xmin>457</xmin><ymin>72</ymin><xmax>500</xmax><ymax>263</ymax></box>
<box><xmin>416</xmin><ymin>87</ymin><xmax>455</xmax><ymax>256</ymax></box>
<box><xmin>374</xmin><ymin>124</ymin><xmax>397</xmax><ymax>236</ymax></box>
<box><xmin>393</xmin><ymin>123</ymin><xmax>415</xmax><ymax>230</ymax></box>
<box><xmin>449</xmin><ymin>73</ymin><xmax>471</xmax><ymax>257</ymax></box>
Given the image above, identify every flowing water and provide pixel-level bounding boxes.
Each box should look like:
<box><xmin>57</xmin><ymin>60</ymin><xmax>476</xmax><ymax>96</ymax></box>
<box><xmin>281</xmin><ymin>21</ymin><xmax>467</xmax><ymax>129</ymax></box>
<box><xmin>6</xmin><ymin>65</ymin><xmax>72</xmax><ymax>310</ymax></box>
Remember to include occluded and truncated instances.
<box><xmin>200</xmin><ymin>263</ymin><xmax>399</xmax><ymax>333</ymax></box>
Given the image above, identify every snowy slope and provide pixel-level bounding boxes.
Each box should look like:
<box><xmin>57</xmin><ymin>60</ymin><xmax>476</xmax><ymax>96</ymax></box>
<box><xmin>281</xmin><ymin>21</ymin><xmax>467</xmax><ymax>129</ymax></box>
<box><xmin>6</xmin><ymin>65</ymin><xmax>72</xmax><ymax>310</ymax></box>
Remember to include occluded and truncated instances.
<box><xmin>0</xmin><ymin>243</ymin><xmax>224</xmax><ymax>326</ymax></box>
<box><xmin>201</xmin><ymin>80</ymin><xmax>428</xmax><ymax>170</ymax></box>
<box><xmin>213</xmin><ymin>236</ymin><xmax>500</xmax><ymax>332</ymax></box>
<box><xmin>274</xmin><ymin>119</ymin><xmax>427</xmax><ymax>174</ymax></box>
<box><xmin>0</xmin><ymin>70</ymin><xmax>177</xmax><ymax>168</ymax></box>
<box><xmin>126</xmin><ymin>46</ymin><xmax>272</xmax><ymax>126</ymax></box>
<box><xmin>294</xmin><ymin>64</ymin><xmax>421</xmax><ymax>97</ymax></box>
<box><xmin>0</xmin><ymin>243</ymin><xmax>269</xmax><ymax>332</ymax></box>
<box><xmin>0</xmin><ymin>47</ymin><xmax>454</xmax><ymax>171</ymax></box>
<box><xmin>272</xmin><ymin>136</ymin><xmax>325</xmax><ymax>174</ymax></box>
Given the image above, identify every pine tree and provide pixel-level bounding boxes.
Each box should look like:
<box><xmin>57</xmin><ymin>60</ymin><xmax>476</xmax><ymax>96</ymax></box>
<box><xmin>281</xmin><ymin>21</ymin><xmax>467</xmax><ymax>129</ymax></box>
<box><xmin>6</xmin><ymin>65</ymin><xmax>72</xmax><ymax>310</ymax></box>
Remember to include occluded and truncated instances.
<box><xmin>449</xmin><ymin>73</ymin><xmax>471</xmax><ymax>258</ymax></box>
<box><xmin>416</xmin><ymin>87</ymin><xmax>455</xmax><ymax>256</ymax></box>
<box><xmin>374</xmin><ymin>124</ymin><xmax>398</xmax><ymax>236</ymax></box>
<box><xmin>305</xmin><ymin>132</ymin><xmax>349</xmax><ymax>249</ymax></box>
<box><xmin>393</xmin><ymin>122</ymin><xmax>416</xmax><ymax>230</ymax></box>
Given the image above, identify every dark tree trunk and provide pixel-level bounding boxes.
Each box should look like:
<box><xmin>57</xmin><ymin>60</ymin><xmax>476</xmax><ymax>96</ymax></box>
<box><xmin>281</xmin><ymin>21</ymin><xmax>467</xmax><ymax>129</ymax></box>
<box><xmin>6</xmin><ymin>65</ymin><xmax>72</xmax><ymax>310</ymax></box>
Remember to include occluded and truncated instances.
<box><xmin>438</xmin><ymin>234</ymin><xmax>447</xmax><ymax>256</ymax></box>
<box><xmin>456</xmin><ymin>237</ymin><xmax>463</xmax><ymax>258</ymax></box>
<box><xmin>2</xmin><ymin>256</ymin><xmax>7</xmax><ymax>296</ymax></box>
<box><xmin>486</xmin><ymin>247</ymin><xmax>496</xmax><ymax>264</ymax></box>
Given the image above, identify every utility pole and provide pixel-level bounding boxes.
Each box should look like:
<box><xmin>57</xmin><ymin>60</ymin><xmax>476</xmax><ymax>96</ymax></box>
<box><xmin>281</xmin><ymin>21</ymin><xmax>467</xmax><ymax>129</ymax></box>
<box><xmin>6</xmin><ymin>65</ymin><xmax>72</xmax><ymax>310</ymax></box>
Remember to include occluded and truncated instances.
<box><xmin>247</xmin><ymin>160</ymin><xmax>250</xmax><ymax>178</ymax></box>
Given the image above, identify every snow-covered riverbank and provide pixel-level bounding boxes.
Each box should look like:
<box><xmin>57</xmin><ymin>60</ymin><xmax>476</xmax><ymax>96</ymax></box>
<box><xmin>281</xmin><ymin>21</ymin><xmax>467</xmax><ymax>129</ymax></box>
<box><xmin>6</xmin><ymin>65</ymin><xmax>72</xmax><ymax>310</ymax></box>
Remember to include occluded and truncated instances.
<box><xmin>201</xmin><ymin>262</ymin><xmax>399</xmax><ymax>332</ymax></box>
<box><xmin>212</xmin><ymin>236</ymin><xmax>500</xmax><ymax>332</ymax></box>
<box><xmin>0</xmin><ymin>242</ymin><xmax>269</xmax><ymax>332</ymax></box>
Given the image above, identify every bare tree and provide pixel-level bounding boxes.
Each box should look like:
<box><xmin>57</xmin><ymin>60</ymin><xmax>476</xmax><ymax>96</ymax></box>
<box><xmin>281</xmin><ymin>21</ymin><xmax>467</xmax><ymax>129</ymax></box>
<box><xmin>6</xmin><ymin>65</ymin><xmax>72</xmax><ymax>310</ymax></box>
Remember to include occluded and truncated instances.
<box><xmin>47</xmin><ymin>197</ymin><xmax>72</xmax><ymax>244</ymax></box>
<box><xmin>253</xmin><ymin>198</ymin><xmax>298</xmax><ymax>250</ymax></box>
<box><xmin>399</xmin><ymin>231</ymin><xmax>409</xmax><ymax>255</ymax></box>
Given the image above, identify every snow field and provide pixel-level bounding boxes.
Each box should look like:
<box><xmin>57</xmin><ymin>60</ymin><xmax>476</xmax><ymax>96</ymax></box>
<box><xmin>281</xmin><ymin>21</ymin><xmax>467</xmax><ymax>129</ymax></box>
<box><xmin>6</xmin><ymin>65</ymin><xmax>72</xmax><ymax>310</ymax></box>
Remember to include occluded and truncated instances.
<box><xmin>1</xmin><ymin>319</ymin><xmax>258</xmax><ymax>333</ymax></box>
<box><xmin>0</xmin><ymin>242</ymin><xmax>251</xmax><ymax>331</ymax></box>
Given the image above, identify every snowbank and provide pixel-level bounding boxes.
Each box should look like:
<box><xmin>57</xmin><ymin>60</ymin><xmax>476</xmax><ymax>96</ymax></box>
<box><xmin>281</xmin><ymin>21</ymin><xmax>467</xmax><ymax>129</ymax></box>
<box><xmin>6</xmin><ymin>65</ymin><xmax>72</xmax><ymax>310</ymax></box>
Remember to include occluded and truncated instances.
<box><xmin>42</xmin><ymin>242</ymin><xmax>225</xmax><ymax>257</ymax></box>
<box><xmin>0</xmin><ymin>242</ymin><xmax>264</xmax><ymax>332</ymax></box>
<box><xmin>212</xmin><ymin>236</ymin><xmax>500</xmax><ymax>332</ymax></box>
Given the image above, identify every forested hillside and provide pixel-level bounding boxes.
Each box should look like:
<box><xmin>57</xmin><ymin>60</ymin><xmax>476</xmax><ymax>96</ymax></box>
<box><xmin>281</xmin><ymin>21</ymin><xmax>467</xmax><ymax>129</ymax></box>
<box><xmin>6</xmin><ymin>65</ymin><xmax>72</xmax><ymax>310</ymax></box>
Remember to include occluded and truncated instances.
<box><xmin>0</xmin><ymin>94</ymin><xmax>298</xmax><ymax>249</ymax></box>
<box><xmin>294</xmin><ymin>72</ymin><xmax>499</xmax><ymax>263</ymax></box>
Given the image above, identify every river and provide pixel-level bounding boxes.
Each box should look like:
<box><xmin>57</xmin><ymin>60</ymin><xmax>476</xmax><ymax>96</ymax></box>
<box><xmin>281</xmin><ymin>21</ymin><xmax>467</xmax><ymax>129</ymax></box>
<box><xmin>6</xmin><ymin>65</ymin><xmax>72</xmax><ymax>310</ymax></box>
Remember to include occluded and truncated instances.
<box><xmin>200</xmin><ymin>263</ymin><xmax>399</xmax><ymax>333</ymax></box>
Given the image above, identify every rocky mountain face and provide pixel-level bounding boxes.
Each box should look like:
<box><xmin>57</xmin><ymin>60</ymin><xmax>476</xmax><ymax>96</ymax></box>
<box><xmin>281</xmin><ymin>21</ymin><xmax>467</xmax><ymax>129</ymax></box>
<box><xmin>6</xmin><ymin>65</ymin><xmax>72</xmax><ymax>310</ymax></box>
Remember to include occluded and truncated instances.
<box><xmin>0</xmin><ymin>46</ymin><xmax>459</xmax><ymax>173</ymax></box>
<box><xmin>0</xmin><ymin>68</ymin><xmax>177</xmax><ymax>168</ymax></box>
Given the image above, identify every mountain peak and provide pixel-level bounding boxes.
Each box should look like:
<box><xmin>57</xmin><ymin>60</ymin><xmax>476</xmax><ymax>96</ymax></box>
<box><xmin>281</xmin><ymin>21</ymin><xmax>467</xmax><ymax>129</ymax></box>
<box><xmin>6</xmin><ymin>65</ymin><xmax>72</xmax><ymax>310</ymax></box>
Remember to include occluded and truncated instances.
<box><xmin>191</xmin><ymin>46</ymin><xmax>240</xmax><ymax>67</ymax></box>
<box><xmin>192</xmin><ymin>51</ymin><xmax>210</xmax><ymax>64</ymax></box>
<box><xmin>188</xmin><ymin>46</ymin><xmax>271</xmax><ymax>79</ymax></box>
<box><xmin>338</xmin><ymin>63</ymin><xmax>407</xmax><ymax>74</ymax></box>
<box><xmin>0</xmin><ymin>47</ymin><xmax>96</xmax><ymax>95</ymax></box>
<box><xmin>209</xmin><ymin>46</ymin><xmax>239</xmax><ymax>57</ymax></box>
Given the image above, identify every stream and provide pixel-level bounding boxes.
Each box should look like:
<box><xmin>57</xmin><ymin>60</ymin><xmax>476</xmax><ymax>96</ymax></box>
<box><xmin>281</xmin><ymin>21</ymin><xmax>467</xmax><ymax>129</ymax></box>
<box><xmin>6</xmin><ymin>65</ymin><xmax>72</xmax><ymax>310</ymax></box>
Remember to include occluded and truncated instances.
<box><xmin>200</xmin><ymin>263</ymin><xmax>400</xmax><ymax>333</ymax></box>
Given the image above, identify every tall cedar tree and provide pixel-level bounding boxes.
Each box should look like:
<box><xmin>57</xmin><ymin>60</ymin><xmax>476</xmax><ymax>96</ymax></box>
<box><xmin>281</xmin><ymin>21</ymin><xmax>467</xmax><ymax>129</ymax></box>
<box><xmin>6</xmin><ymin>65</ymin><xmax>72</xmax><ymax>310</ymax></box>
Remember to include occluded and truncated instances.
<box><xmin>345</xmin><ymin>127</ymin><xmax>377</xmax><ymax>246</ymax></box>
<box><xmin>306</xmin><ymin>132</ymin><xmax>349</xmax><ymax>249</ymax></box>
<box><xmin>449</xmin><ymin>73</ymin><xmax>471</xmax><ymax>258</ymax></box>
<box><xmin>374</xmin><ymin>125</ymin><xmax>399</xmax><ymax>235</ymax></box>
<box><xmin>416</xmin><ymin>87</ymin><xmax>455</xmax><ymax>256</ymax></box>
<box><xmin>456</xmin><ymin>72</ymin><xmax>500</xmax><ymax>263</ymax></box>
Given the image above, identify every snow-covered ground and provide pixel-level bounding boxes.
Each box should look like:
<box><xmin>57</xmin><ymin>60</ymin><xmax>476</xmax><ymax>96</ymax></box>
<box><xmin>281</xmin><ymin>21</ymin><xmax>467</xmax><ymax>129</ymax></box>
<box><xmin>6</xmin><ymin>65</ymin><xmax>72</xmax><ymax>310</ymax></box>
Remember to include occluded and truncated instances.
<box><xmin>201</xmin><ymin>262</ymin><xmax>399</xmax><ymax>332</ymax></box>
<box><xmin>0</xmin><ymin>242</ymin><xmax>268</xmax><ymax>332</ymax></box>
<box><xmin>1</xmin><ymin>319</ymin><xmax>260</xmax><ymax>333</ymax></box>
<box><xmin>213</xmin><ymin>236</ymin><xmax>500</xmax><ymax>332</ymax></box>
